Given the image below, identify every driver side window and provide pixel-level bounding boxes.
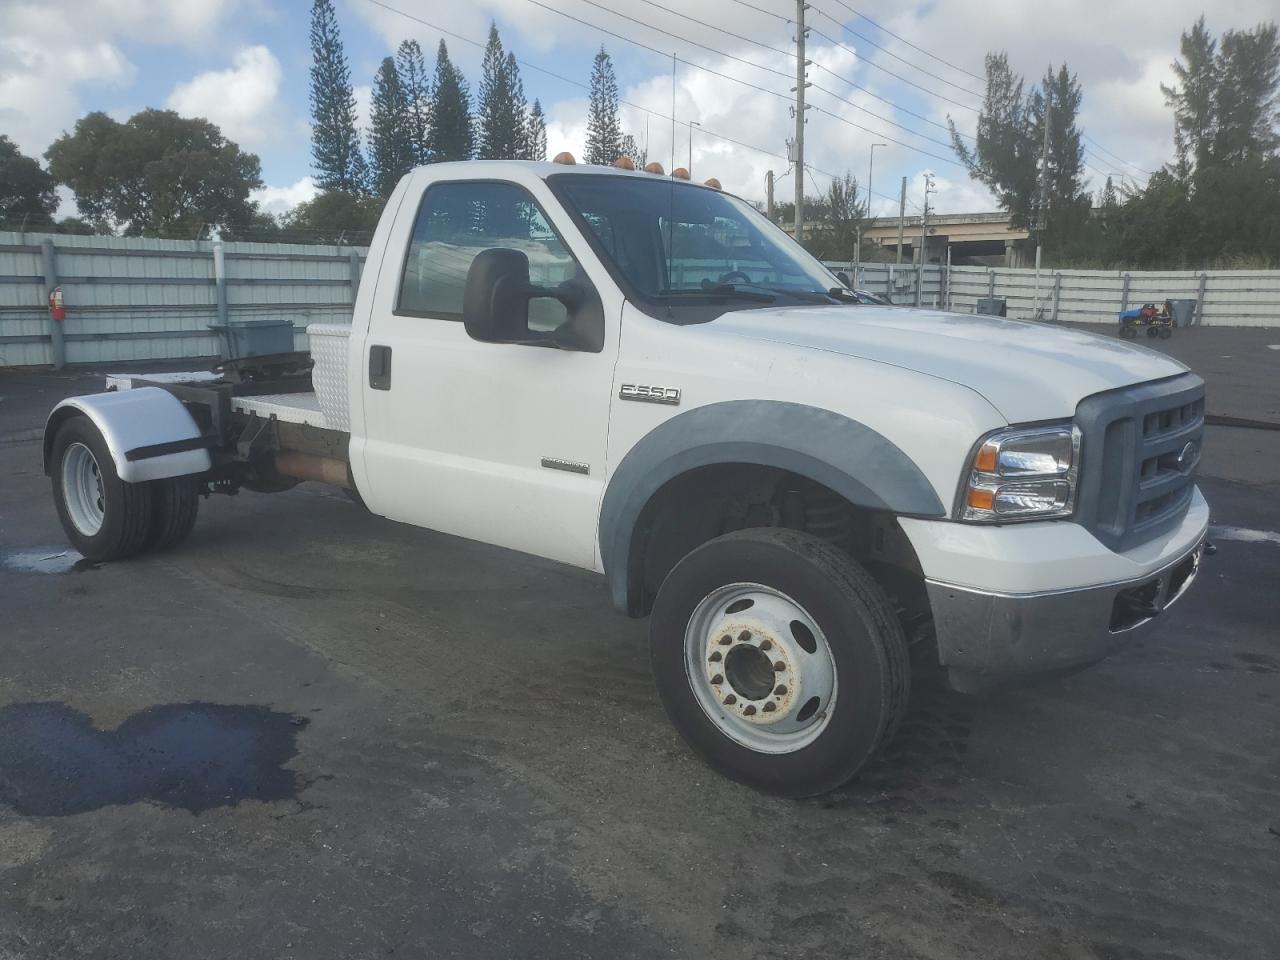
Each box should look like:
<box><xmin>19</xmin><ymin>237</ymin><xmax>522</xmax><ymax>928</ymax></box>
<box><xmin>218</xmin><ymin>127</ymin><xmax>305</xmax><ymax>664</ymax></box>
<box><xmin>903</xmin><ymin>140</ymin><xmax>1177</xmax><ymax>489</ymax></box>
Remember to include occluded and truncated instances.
<box><xmin>397</xmin><ymin>181</ymin><xmax>577</xmax><ymax>332</ymax></box>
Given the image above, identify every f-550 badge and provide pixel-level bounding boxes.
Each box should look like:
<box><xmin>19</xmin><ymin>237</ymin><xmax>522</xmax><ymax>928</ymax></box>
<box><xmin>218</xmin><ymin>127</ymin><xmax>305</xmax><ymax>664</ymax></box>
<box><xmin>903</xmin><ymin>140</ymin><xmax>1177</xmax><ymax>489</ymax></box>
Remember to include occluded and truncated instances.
<box><xmin>619</xmin><ymin>384</ymin><xmax>681</xmax><ymax>405</ymax></box>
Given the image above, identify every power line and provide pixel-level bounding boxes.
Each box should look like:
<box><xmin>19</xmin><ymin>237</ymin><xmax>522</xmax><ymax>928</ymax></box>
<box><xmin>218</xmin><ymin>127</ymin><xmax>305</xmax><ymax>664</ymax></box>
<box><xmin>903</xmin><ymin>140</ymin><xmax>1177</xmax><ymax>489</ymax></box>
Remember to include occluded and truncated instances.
<box><xmin>825</xmin><ymin>0</ymin><xmax>987</xmax><ymax>84</ymax></box>
<box><xmin>359</xmin><ymin>0</ymin><xmax>836</xmax><ymax>186</ymax></box>
<box><xmin>1082</xmin><ymin>134</ymin><xmax>1154</xmax><ymax>178</ymax></box>
<box><xmin>519</xmin><ymin>0</ymin><xmax>967</xmax><ymax>164</ymax></box>
<box><xmin>809</xmin><ymin>3</ymin><xmax>983</xmax><ymax>99</ymax></box>
<box><xmin>805</xmin><ymin>22</ymin><xmax>980</xmax><ymax>113</ymax></box>
<box><xmin>634</xmin><ymin>0</ymin><xmax>970</xmax><ymax>142</ymax></box>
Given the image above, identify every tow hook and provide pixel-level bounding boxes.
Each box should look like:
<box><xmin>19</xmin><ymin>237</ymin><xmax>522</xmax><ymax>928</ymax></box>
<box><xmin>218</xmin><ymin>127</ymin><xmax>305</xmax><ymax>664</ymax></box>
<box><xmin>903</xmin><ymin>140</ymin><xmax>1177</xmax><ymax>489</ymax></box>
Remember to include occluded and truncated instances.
<box><xmin>1203</xmin><ymin>540</ymin><xmax>1217</xmax><ymax>557</ymax></box>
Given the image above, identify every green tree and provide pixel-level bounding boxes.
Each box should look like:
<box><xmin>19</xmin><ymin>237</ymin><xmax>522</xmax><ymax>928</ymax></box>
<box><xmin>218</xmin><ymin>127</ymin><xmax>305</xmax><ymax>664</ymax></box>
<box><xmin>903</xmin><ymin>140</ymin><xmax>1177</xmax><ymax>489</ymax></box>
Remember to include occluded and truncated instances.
<box><xmin>396</xmin><ymin>39</ymin><xmax>431</xmax><ymax>163</ymax></box>
<box><xmin>1030</xmin><ymin>64</ymin><xmax>1091</xmax><ymax>254</ymax></box>
<box><xmin>797</xmin><ymin>173</ymin><xmax>865</xmax><ymax>260</ymax></box>
<box><xmin>585</xmin><ymin>47</ymin><xmax>621</xmax><ymax>165</ymax></box>
<box><xmin>369</xmin><ymin>56</ymin><xmax>416</xmax><ymax>198</ymax></box>
<box><xmin>45</xmin><ymin>110</ymin><xmax>262</xmax><ymax>237</ymax></box>
<box><xmin>0</xmin><ymin>135</ymin><xmax>58</xmax><ymax>226</ymax></box>
<box><xmin>1163</xmin><ymin>18</ymin><xmax>1280</xmax><ymax>171</ymax></box>
<box><xmin>526</xmin><ymin>100</ymin><xmax>548</xmax><ymax>161</ymax></box>
<box><xmin>1161</xmin><ymin>17</ymin><xmax>1219</xmax><ymax>174</ymax></box>
<box><xmin>477</xmin><ymin>25</ymin><xmax>528</xmax><ymax>159</ymax></box>
<box><xmin>950</xmin><ymin>52</ymin><xmax>1038</xmax><ymax>228</ymax></box>
<box><xmin>618</xmin><ymin>132</ymin><xmax>643</xmax><ymax>166</ymax></box>
<box><xmin>278</xmin><ymin>190</ymin><xmax>386</xmax><ymax>245</ymax></box>
<box><xmin>309</xmin><ymin>0</ymin><xmax>367</xmax><ymax>192</ymax></box>
<box><xmin>426</xmin><ymin>41</ymin><xmax>474</xmax><ymax>162</ymax></box>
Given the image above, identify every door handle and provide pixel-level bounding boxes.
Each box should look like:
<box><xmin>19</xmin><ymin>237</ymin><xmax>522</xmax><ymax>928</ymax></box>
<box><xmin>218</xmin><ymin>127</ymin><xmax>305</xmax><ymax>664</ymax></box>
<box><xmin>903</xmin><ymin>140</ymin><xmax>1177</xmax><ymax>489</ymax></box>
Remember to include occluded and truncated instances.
<box><xmin>369</xmin><ymin>345</ymin><xmax>392</xmax><ymax>390</ymax></box>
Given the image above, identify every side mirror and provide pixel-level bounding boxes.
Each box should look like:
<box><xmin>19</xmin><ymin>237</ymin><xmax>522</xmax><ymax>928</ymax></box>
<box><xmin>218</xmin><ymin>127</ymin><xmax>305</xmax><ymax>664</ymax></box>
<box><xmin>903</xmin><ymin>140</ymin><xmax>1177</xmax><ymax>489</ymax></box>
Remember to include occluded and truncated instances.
<box><xmin>835</xmin><ymin>270</ymin><xmax>852</xmax><ymax>289</ymax></box>
<box><xmin>463</xmin><ymin>248</ymin><xmax>536</xmax><ymax>343</ymax></box>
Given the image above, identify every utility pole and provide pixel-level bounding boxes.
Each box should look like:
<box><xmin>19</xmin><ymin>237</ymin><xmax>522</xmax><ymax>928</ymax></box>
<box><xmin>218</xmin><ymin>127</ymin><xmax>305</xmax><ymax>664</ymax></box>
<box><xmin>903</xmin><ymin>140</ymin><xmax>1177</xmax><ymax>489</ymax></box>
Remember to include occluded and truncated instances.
<box><xmin>792</xmin><ymin>0</ymin><xmax>809</xmax><ymax>241</ymax></box>
<box><xmin>895</xmin><ymin>175</ymin><xmax>906</xmax><ymax>265</ymax></box>
<box><xmin>1033</xmin><ymin>92</ymin><xmax>1052</xmax><ymax>320</ymax></box>
<box><xmin>766</xmin><ymin>170</ymin><xmax>775</xmax><ymax>221</ymax></box>
<box><xmin>916</xmin><ymin>172</ymin><xmax>935</xmax><ymax>307</ymax></box>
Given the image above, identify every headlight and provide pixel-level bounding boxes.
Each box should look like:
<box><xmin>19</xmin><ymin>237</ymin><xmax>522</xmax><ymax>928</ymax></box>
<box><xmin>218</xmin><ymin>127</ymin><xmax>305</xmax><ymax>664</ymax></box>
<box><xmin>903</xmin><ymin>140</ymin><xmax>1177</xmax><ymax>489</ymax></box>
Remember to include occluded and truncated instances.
<box><xmin>960</xmin><ymin>424</ymin><xmax>1080</xmax><ymax>521</ymax></box>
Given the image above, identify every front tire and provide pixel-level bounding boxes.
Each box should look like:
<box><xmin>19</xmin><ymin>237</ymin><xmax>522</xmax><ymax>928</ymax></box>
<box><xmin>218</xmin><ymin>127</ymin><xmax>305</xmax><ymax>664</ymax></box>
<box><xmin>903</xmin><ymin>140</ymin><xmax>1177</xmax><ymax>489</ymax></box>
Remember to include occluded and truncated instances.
<box><xmin>650</xmin><ymin>529</ymin><xmax>910</xmax><ymax>797</ymax></box>
<box><xmin>51</xmin><ymin>417</ymin><xmax>153</xmax><ymax>562</ymax></box>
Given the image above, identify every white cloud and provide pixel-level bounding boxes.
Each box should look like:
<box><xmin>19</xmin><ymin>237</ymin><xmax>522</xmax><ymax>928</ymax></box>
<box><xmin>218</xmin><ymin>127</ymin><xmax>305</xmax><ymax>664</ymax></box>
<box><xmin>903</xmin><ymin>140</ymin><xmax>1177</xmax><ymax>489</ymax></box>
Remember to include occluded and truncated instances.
<box><xmin>0</xmin><ymin>0</ymin><xmax>246</xmax><ymax>156</ymax></box>
<box><xmin>167</xmin><ymin>46</ymin><xmax>285</xmax><ymax>148</ymax></box>
<box><xmin>251</xmin><ymin>175</ymin><xmax>320</xmax><ymax>218</ymax></box>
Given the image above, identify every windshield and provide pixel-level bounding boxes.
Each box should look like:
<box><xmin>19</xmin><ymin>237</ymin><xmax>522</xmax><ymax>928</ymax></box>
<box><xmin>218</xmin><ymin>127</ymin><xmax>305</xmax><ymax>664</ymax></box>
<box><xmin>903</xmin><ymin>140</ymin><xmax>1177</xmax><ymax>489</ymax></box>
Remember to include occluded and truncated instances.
<box><xmin>549</xmin><ymin>173</ymin><xmax>842</xmax><ymax>316</ymax></box>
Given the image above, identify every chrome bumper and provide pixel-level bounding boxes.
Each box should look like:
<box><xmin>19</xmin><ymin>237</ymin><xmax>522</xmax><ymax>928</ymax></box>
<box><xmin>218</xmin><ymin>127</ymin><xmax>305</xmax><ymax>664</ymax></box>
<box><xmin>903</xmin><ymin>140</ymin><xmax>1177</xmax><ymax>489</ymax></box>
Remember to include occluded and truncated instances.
<box><xmin>926</xmin><ymin>534</ymin><xmax>1206</xmax><ymax>691</ymax></box>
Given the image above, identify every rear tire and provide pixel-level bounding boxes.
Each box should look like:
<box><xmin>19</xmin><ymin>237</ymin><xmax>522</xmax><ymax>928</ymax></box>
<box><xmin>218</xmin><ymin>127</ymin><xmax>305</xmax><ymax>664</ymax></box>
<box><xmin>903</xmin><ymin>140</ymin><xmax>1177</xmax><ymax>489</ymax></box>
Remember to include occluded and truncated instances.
<box><xmin>145</xmin><ymin>476</ymin><xmax>200</xmax><ymax>551</ymax></box>
<box><xmin>649</xmin><ymin>528</ymin><xmax>910</xmax><ymax>797</ymax></box>
<box><xmin>51</xmin><ymin>417</ymin><xmax>152</xmax><ymax>562</ymax></box>
<box><xmin>1119</xmin><ymin>325</ymin><xmax>1137</xmax><ymax>339</ymax></box>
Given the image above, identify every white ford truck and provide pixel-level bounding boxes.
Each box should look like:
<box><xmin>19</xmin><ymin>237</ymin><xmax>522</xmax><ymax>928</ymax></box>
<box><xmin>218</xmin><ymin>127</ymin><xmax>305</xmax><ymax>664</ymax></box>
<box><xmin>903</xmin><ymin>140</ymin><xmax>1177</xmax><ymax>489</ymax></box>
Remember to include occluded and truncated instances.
<box><xmin>43</xmin><ymin>160</ymin><xmax>1209</xmax><ymax>796</ymax></box>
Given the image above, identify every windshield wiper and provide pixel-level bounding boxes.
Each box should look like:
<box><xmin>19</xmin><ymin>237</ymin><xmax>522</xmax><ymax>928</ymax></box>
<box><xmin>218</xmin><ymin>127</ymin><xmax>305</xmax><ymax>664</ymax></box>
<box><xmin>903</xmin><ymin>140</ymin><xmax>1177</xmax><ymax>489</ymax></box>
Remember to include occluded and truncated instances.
<box><xmin>656</xmin><ymin>284</ymin><xmax>776</xmax><ymax>302</ymax></box>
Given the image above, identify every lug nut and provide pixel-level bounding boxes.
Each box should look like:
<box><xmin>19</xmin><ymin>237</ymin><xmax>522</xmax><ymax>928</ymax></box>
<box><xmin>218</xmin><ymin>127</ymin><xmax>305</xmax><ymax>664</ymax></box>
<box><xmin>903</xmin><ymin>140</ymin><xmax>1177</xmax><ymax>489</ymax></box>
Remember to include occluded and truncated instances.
<box><xmin>738</xmin><ymin>630</ymin><xmax>751</xmax><ymax>643</ymax></box>
<box><xmin>743</xmin><ymin>705</ymin><xmax>757</xmax><ymax>716</ymax></box>
<box><xmin>773</xmin><ymin>662</ymin><xmax>786</xmax><ymax>672</ymax></box>
<box><xmin>774</xmin><ymin>684</ymin><xmax>788</xmax><ymax>696</ymax></box>
<box><xmin>723</xmin><ymin>694</ymin><xmax>737</xmax><ymax>705</ymax></box>
<box><xmin>762</xmin><ymin>702</ymin><xmax>777</xmax><ymax>713</ymax></box>
<box><xmin>708</xmin><ymin>651</ymin><xmax>722</xmax><ymax>662</ymax></box>
<box><xmin>759</xmin><ymin>638</ymin><xmax>773</xmax><ymax>651</ymax></box>
<box><xmin>718</xmin><ymin>635</ymin><xmax>732</xmax><ymax>646</ymax></box>
<box><xmin>710</xmin><ymin>674</ymin><xmax>724</xmax><ymax>685</ymax></box>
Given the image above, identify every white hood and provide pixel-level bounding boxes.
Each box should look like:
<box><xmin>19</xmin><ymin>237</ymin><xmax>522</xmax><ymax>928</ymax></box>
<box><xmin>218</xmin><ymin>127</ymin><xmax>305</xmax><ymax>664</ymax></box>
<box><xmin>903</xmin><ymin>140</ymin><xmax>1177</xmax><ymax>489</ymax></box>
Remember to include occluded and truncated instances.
<box><xmin>713</xmin><ymin>306</ymin><xmax>1190</xmax><ymax>423</ymax></box>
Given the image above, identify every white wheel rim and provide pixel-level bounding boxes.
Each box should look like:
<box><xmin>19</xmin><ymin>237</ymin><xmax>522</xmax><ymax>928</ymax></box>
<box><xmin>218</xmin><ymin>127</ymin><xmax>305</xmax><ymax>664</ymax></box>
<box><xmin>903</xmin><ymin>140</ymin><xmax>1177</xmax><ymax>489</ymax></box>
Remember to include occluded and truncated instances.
<box><xmin>62</xmin><ymin>442</ymin><xmax>106</xmax><ymax>537</ymax></box>
<box><xmin>684</xmin><ymin>582</ymin><xmax>838</xmax><ymax>754</ymax></box>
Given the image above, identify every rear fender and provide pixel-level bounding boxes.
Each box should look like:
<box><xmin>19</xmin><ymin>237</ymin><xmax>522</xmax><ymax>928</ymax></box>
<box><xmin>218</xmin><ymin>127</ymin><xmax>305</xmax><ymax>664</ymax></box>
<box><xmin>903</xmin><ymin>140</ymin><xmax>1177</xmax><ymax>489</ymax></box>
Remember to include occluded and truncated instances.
<box><xmin>44</xmin><ymin>387</ymin><xmax>212</xmax><ymax>483</ymax></box>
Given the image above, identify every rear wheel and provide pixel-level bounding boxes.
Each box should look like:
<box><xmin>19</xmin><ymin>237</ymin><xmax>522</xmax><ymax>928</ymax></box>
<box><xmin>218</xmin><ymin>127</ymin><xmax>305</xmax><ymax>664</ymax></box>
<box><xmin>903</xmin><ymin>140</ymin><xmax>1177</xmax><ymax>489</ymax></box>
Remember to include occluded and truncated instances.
<box><xmin>1119</xmin><ymin>324</ymin><xmax>1137</xmax><ymax>339</ymax></box>
<box><xmin>649</xmin><ymin>528</ymin><xmax>910</xmax><ymax>797</ymax></box>
<box><xmin>145</xmin><ymin>476</ymin><xmax>200</xmax><ymax>551</ymax></box>
<box><xmin>51</xmin><ymin>417</ymin><xmax>152</xmax><ymax>562</ymax></box>
<box><xmin>1146</xmin><ymin>325</ymin><xmax>1161</xmax><ymax>338</ymax></box>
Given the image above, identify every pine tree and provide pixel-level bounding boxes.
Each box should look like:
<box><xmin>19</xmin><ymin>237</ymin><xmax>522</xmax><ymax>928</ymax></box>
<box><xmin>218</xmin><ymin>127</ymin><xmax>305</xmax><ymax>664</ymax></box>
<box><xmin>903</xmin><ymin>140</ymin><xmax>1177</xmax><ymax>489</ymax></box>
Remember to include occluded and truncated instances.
<box><xmin>526</xmin><ymin>100</ymin><xmax>548</xmax><ymax>161</ymax></box>
<box><xmin>396</xmin><ymin>39</ymin><xmax>431</xmax><ymax>163</ymax></box>
<box><xmin>1029</xmin><ymin>64</ymin><xmax>1090</xmax><ymax>248</ymax></box>
<box><xmin>308</xmin><ymin>0</ymin><xmax>367</xmax><ymax>193</ymax></box>
<box><xmin>476</xmin><ymin>25</ymin><xmax>528</xmax><ymax>159</ymax></box>
<box><xmin>369</xmin><ymin>57</ymin><xmax>415</xmax><ymax>198</ymax></box>
<box><xmin>426</xmin><ymin>41</ymin><xmax>474</xmax><ymax>162</ymax></box>
<box><xmin>1162</xmin><ymin>17</ymin><xmax>1220</xmax><ymax>175</ymax></box>
<box><xmin>1212</xmin><ymin>22</ymin><xmax>1280</xmax><ymax>162</ymax></box>
<box><xmin>585</xmin><ymin>47</ymin><xmax>622</xmax><ymax>165</ymax></box>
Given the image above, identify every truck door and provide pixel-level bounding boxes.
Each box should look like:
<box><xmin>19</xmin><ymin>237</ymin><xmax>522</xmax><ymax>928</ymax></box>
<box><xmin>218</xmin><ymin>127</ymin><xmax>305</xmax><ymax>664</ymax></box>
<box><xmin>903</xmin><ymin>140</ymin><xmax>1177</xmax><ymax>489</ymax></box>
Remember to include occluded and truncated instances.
<box><xmin>354</xmin><ymin>175</ymin><xmax>619</xmax><ymax>571</ymax></box>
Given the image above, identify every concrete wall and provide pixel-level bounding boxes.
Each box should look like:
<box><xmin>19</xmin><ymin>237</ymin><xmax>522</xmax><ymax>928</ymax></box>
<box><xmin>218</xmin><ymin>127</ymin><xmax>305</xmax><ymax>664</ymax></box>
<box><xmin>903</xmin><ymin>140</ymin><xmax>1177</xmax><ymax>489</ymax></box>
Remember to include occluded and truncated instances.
<box><xmin>0</xmin><ymin>231</ymin><xmax>366</xmax><ymax>368</ymax></box>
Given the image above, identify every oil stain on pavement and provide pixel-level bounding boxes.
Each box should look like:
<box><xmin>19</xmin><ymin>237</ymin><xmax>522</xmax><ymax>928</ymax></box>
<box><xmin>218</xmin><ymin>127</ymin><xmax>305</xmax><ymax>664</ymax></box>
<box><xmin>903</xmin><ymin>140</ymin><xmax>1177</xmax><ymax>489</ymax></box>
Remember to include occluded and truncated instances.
<box><xmin>0</xmin><ymin>702</ymin><xmax>308</xmax><ymax>817</ymax></box>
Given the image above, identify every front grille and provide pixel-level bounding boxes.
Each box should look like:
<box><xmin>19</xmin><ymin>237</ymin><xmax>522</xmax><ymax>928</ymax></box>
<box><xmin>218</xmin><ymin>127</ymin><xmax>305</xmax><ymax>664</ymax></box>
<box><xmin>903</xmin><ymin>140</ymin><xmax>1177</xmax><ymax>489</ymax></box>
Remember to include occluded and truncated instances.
<box><xmin>1074</xmin><ymin>373</ymin><xmax>1204</xmax><ymax>552</ymax></box>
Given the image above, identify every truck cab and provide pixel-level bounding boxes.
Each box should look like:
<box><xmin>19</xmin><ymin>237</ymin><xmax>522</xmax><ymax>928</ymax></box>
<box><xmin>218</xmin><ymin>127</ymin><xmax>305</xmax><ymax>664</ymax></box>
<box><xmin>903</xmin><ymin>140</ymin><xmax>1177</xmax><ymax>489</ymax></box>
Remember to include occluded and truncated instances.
<box><xmin>43</xmin><ymin>159</ymin><xmax>1209</xmax><ymax>797</ymax></box>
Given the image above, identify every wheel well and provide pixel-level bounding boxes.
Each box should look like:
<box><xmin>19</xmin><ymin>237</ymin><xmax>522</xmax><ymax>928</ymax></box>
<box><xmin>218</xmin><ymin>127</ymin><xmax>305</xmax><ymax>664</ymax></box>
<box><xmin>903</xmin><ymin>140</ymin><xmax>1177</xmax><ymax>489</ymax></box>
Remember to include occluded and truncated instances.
<box><xmin>626</xmin><ymin>463</ymin><xmax>934</xmax><ymax>654</ymax></box>
<box><xmin>43</xmin><ymin>407</ymin><xmax>86</xmax><ymax>475</ymax></box>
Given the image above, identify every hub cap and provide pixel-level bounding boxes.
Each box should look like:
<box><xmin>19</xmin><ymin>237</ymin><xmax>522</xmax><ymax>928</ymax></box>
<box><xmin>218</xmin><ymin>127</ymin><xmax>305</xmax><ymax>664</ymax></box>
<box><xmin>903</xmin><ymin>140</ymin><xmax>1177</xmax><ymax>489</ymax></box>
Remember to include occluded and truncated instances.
<box><xmin>62</xmin><ymin>442</ymin><xmax>106</xmax><ymax>537</ymax></box>
<box><xmin>684</xmin><ymin>582</ymin><xmax>838</xmax><ymax>754</ymax></box>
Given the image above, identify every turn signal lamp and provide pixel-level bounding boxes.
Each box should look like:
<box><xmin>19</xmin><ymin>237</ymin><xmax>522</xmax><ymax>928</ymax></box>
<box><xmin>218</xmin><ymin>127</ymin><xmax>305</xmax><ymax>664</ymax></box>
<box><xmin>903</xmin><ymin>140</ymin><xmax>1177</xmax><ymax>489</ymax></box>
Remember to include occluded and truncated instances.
<box><xmin>672</xmin><ymin>167</ymin><xmax>690</xmax><ymax>180</ymax></box>
<box><xmin>614</xmin><ymin>156</ymin><xmax>636</xmax><ymax>170</ymax></box>
<box><xmin>553</xmin><ymin>151</ymin><xmax>576</xmax><ymax>165</ymax></box>
<box><xmin>960</xmin><ymin>425</ymin><xmax>1079</xmax><ymax>521</ymax></box>
<box><xmin>703</xmin><ymin>177</ymin><xmax>722</xmax><ymax>189</ymax></box>
<box><xmin>644</xmin><ymin>162</ymin><xmax>665</xmax><ymax>175</ymax></box>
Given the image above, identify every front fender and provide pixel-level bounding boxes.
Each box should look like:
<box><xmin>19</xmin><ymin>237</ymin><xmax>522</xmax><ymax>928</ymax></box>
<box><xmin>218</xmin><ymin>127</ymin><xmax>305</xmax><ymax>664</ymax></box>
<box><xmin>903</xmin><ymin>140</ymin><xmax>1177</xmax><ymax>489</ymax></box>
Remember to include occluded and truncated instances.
<box><xmin>44</xmin><ymin>387</ymin><xmax>212</xmax><ymax>483</ymax></box>
<box><xmin>598</xmin><ymin>400</ymin><xmax>947</xmax><ymax>614</ymax></box>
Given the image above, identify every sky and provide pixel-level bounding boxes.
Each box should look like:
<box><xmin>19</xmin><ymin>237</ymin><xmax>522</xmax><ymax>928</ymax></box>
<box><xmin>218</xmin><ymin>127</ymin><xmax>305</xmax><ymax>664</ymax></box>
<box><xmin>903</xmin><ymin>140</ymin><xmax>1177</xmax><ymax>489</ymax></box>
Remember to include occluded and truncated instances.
<box><xmin>0</xmin><ymin>0</ymin><xmax>1276</xmax><ymax>222</ymax></box>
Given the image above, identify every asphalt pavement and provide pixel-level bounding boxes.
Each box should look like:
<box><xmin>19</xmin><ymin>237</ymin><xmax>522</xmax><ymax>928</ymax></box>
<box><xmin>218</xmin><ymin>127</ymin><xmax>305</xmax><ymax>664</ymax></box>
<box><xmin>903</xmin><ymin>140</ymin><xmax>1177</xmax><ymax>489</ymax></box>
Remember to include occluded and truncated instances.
<box><xmin>1</xmin><ymin>359</ymin><xmax>1278</xmax><ymax>960</ymax></box>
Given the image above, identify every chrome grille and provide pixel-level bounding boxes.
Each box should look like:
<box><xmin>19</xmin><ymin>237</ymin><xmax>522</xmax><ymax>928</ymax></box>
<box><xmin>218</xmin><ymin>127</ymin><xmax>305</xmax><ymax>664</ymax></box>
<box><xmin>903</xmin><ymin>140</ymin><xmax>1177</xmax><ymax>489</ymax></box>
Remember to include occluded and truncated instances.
<box><xmin>1074</xmin><ymin>373</ymin><xmax>1204</xmax><ymax>552</ymax></box>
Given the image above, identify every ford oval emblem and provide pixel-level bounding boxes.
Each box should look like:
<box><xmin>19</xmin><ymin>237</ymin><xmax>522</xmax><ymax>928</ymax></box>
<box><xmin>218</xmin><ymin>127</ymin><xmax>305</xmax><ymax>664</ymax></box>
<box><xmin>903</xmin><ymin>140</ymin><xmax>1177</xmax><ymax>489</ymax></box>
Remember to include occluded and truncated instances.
<box><xmin>1176</xmin><ymin>441</ymin><xmax>1197</xmax><ymax>472</ymax></box>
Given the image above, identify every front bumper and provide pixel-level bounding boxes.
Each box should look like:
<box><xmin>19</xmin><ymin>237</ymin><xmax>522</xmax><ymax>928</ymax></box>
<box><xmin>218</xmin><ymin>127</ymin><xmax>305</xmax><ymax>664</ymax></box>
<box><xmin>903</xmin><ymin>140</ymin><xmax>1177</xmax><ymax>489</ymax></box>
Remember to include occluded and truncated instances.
<box><xmin>924</xmin><ymin>533</ymin><xmax>1206</xmax><ymax>691</ymax></box>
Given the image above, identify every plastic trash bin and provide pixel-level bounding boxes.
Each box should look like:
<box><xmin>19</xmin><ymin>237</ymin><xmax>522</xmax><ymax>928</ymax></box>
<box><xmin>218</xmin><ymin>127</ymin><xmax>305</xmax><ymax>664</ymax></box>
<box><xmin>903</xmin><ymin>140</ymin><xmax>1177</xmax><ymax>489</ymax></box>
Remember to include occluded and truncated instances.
<box><xmin>209</xmin><ymin>319</ymin><xmax>296</xmax><ymax>359</ymax></box>
<box><xmin>976</xmin><ymin>296</ymin><xmax>1007</xmax><ymax>317</ymax></box>
<box><xmin>1168</xmin><ymin>299</ymin><xmax>1198</xmax><ymax>327</ymax></box>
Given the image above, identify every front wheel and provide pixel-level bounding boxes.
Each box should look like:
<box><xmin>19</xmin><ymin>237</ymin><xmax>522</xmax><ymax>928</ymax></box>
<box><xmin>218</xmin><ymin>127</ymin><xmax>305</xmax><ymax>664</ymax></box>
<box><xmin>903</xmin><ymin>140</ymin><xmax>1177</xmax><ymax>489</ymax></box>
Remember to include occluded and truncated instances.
<box><xmin>650</xmin><ymin>528</ymin><xmax>910</xmax><ymax>797</ymax></box>
<box><xmin>51</xmin><ymin>417</ymin><xmax>153</xmax><ymax>562</ymax></box>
